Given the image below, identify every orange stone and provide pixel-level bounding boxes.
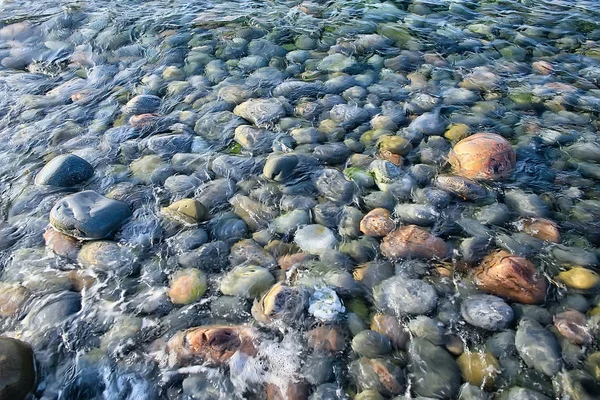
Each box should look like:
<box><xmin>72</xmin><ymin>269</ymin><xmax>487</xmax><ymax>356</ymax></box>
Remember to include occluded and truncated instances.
<box><xmin>306</xmin><ymin>325</ymin><xmax>345</xmax><ymax>352</ymax></box>
<box><xmin>167</xmin><ymin>325</ymin><xmax>257</xmax><ymax>367</ymax></box>
<box><xmin>380</xmin><ymin>225</ymin><xmax>447</xmax><ymax>260</ymax></box>
<box><xmin>360</xmin><ymin>208</ymin><xmax>395</xmax><ymax>237</ymax></box>
<box><xmin>448</xmin><ymin>133</ymin><xmax>516</xmax><ymax>180</ymax></box>
<box><xmin>519</xmin><ymin>218</ymin><xmax>560</xmax><ymax>243</ymax></box>
<box><xmin>473</xmin><ymin>250</ymin><xmax>547</xmax><ymax>304</ymax></box>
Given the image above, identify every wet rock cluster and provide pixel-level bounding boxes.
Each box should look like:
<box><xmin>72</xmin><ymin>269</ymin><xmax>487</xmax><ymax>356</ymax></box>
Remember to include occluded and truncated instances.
<box><xmin>1</xmin><ymin>0</ymin><xmax>600</xmax><ymax>399</ymax></box>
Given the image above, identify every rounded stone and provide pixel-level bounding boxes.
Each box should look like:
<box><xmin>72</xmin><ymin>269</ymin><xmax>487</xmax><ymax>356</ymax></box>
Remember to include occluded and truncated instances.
<box><xmin>360</xmin><ymin>208</ymin><xmax>395</xmax><ymax>237</ymax></box>
<box><xmin>0</xmin><ymin>284</ymin><xmax>29</xmax><ymax>317</ymax></box>
<box><xmin>351</xmin><ymin>330</ymin><xmax>392</xmax><ymax>358</ymax></box>
<box><xmin>456</xmin><ymin>351</ymin><xmax>500</xmax><ymax>388</ymax></box>
<box><xmin>518</xmin><ymin>218</ymin><xmax>560</xmax><ymax>243</ymax></box>
<box><xmin>380</xmin><ymin>225</ymin><xmax>447</xmax><ymax>260</ymax></box>
<box><xmin>553</xmin><ymin>309</ymin><xmax>592</xmax><ymax>345</ymax></box>
<box><xmin>251</xmin><ymin>282</ymin><xmax>308</xmax><ymax>325</ymax></box>
<box><xmin>515</xmin><ymin>318</ymin><xmax>562</xmax><ymax>377</ymax></box>
<box><xmin>461</xmin><ymin>295</ymin><xmax>514</xmax><ymax>331</ymax></box>
<box><xmin>35</xmin><ymin>154</ymin><xmax>94</xmax><ymax>187</ymax></box>
<box><xmin>220</xmin><ymin>265</ymin><xmax>275</xmax><ymax>299</ymax></box>
<box><xmin>448</xmin><ymin>132</ymin><xmax>516</xmax><ymax>180</ymax></box>
<box><xmin>163</xmin><ymin>199</ymin><xmax>208</xmax><ymax>224</ymax></box>
<box><xmin>263</xmin><ymin>154</ymin><xmax>298</xmax><ymax>182</ymax></box>
<box><xmin>556</xmin><ymin>267</ymin><xmax>600</xmax><ymax>292</ymax></box>
<box><xmin>473</xmin><ymin>250</ymin><xmax>547</xmax><ymax>304</ymax></box>
<box><xmin>168</xmin><ymin>269</ymin><xmax>207</xmax><ymax>305</ymax></box>
<box><xmin>0</xmin><ymin>337</ymin><xmax>36</xmax><ymax>399</ymax></box>
<box><xmin>50</xmin><ymin>190</ymin><xmax>132</xmax><ymax>240</ymax></box>
<box><xmin>294</xmin><ymin>224</ymin><xmax>338</xmax><ymax>255</ymax></box>
<box><xmin>374</xmin><ymin>276</ymin><xmax>438</xmax><ymax>316</ymax></box>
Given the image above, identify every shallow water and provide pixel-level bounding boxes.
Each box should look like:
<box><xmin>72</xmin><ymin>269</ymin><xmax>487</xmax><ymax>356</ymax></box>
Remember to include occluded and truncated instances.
<box><xmin>2</xmin><ymin>0</ymin><xmax>600</xmax><ymax>399</ymax></box>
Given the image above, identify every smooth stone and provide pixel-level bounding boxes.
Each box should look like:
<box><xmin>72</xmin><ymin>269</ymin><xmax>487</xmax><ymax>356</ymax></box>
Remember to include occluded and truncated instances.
<box><xmin>553</xmin><ymin>309</ymin><xmax>592</xmax><ymax>345</ymax></box>
<box><xmin>122</xmin><ymin>94</ymin><xmax>161</xmax><ymax>115</ymax></box>
<box><xmin>317</xmin><ymin>54</ymin><xmax>359</xmax><ymax>73</ymax></box>
<box><xmin>35</xmin><ymin>154</ymin><xmax>94</xmax><ymax>187</ymax></box>
<box><xmin>371</xmin><ymin>314</ymin><xmax>408</xmax><ymax>350</ymax></box>
<box><xmin>474</xmin><ymin>203</ymin><xmax>512</xmax><ymax>226</ymax></box>
<box><xmin>408</xmin><ymin>339</ymin><xmax>461</xmax><ymax>399</ymax></box>
<box><xmin>220</xmin><ymin>265</ymin><xmax>275</xmax><ymax>299</ymax></box>
<box><xmin>556</xmin><ymin>370</ymin><xmax>600</xmax><ymax>400</ymax></box>
<box><xmin>458</xmin><ymin>383</ymin><xmax>490</xmax><ymax>400</ymax></box>
<box><xmin>557</xmin><ymin>267</ymin><xmax>600</xmax><ymax>291</ymax></box>
<box><xmin>374</xmin><ymin>276</ymin><xmax>438</xmax><ymax>316</ymax></box>
<box><xmin>77</xmin><ymin>240</ymin><xmax>137</xmax><ymax>276</ymax></box>
<box><xmin>349</xmin><ymin>357</ymin><xmax>405</xmax><ymax>396</ymax></box>
<box><xmin>312</xmin><ymin>168</ymin><xmax>355</xmax><ymax>203</ymax></box>
<box><xmin>456</xmin><ymin>351</ymin><xmax>500</xmax><ymax>388</ymax></box>
<box><xmin>473</xmin><ymin>250</ymin><xmax>547</xmax><ymax>304</ymax></box>
<box><xmin>351</xmin><ymin>330</ymin><xmax>392</xmax><ymax>358</ymax></box>
<box><xmin>0</xmin><ymin>337</ymin><xmax>36</xmax><ymax>399</ymax></box>
<box><xmin>50</xmin><ymin>190</ymin><xmax>132</xmax><ymax>240</ymax></box>
<box><xmin>380</xmin><ymin>225</ymin><xmax>447</xmax><ymax>260</ymax></box>
<box><xmin>0</xmin><ymin>284</ymin><xmax>29</xmax><ymax>317</ymax></box>
<box><xmin>233</xmin><ymin>98</ymin><xmax>286</xmax><ymax>127</ymax></box>
<box><xmin>394</xmin><ymin>203</ymin><xmax>438</xmax><ymax>226</ymax></box>
<box><xmin>229</xmin><ymin>239</ymin><xmax>276</xmax><ymax>268</ymax></box>
<box><xmin>178</xmin><ymin>241</ymin><xmax>230</xmax><ymax>272</ymax></box>
<box><xmin>263</xmin><ymin>154</ymin><xmax>298</xmax><ymax>182</ymax></box>
<box><xmin>435</xmin><ymin>175</ymin><xmax>489</xmax><ymax>202</ymax></box>
<box><xmin>271</xmin><ymin>209</ymin><xmax>310</xmax><ymax>235</ymax></box>
<box><xmin>251</xmin><ymin>283</ymin><xmax>308</xmax><ymax>325</ymax></box>
<box><xmin>498</xmin><ymin>387</ymin><xmax>550</xmax><ymax>400</ymax></box>
<box><xmin>360</xmin><ymin>208</ymin><xmax>395</xmax><ymax>237</ymax></box>
<box><xmin>294</xmin><ymin>224</ymin><xmax>337</xmax><ymax>255</ymax></box>
<box><xmin>408</xmin><ymin>316</ymin><xmax>444</xmax><ymax>345</ymax></box>
<box><xmin>461</xmin><ymin>295</ymin><xmax>514</xmax><ymax>331</ymax></box>
<box><xmin>515</xmin><ymin>319</ymin><xmax>562</xmax><ymax>376</ymax></box>
<box><xmin>27</xmin><ymin>291</ymin><xmax>81</xmax><ymax>328</ymax></box>
<box><xmin>448</xmin><ymin>132</ymin><xmax>516</xmax><ymax>180</ymax></box>
<box><xmin>162</xmin><ymin>199</ymin><xmax>208</xmax><ymax>224</ymax></box>
<box><xmin>168</xmin><ymin>269</ymin><xmax>207</xmax><ymax>305</ymax></box>
<box><xmin>407</xmin><ymin>110</ymin><xmax>447</xmax><ymax>137</ymax></box>
<box><xmin>504</xmin><ymin>190</ymin><xmax>548</xmax><ymax>218</ymax></box>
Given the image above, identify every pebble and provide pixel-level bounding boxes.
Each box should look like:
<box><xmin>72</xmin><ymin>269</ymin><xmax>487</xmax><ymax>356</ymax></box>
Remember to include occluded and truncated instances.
<box><xmin>359</xmin><ymin>208</ymin><xmax>395</xmax><ymax>237</ymax></box>
<box><xmin>473</xmin><ymin>250</ymin><xmax>547</xmax><ymax>304</ymax></box>
<box><xmin>35</xmin><ymin>154</ymin><xmax>94</xmax><ymax>187</ymax></box>
<box><xmin>556</xmin><ymin>267</ymin><xmax>600</xmax><ymax>292</ymax></box>
<box><xmin>50</xmin><ymin>190</ymin><xmax>132</xmax><ymax>240</ymax></box>
<box><xmin>515</xmin><ymin>318</ymin><xmax>562</xmax><ymax>376</ymax></box>
<box><xmin>380</xmin><ymin>225</ymin><xmax>447</xmax><ymax>260</ymax></box>
<box><xmin>220</xmin><ymin>265</ymin><xmax>275</xmax><ymax>299</ymax></box>
<box><xmin>168</xmin><ymin>269</ymin><xmax>207</xmax><ymax>305</ymax></box>
<box><xmin>374</xmin><ymin>276</ymin><xmax>438</xmax><ymax>316</ymax></box>
<box><xmin>448</xmin><ymin>132</ymin><xmax>516</xmax><ymax>180</ymax></box>
<box><xmin>162</xmin><ymin>198</ymin><xmax>209</xmax><ymax>224</ymax></box>
<box><xmin>351</xmin><ymin>330</ymin><xmax>392</xmax><ymax>358</ymax></box>
<box><xmin>294</xmin><ymin>224</ymin><xmax>338</xmax><ymax>255</ymax></box>
<box><xmin>408</xmin><ymin>339</ymin><xmax>461</xmax><ymax>399</ymax></box>
<box><xmin>461</xmin><ymin>295</ymin><xmax>514</xmax><ymax>331</ymax></box>
<box><xmin>0</xmin><ymin>337</ymin><xmax>36</xmax><ymax>399</ymax></box>
<box><xmin>553</xmin><ymin>309</ymin><xmax>592</xmax><ymax>345</ymax></box>
<box><xmin>456</xmin><ymin>351</ymin><xmax>500</xmax><ymax>388</ymax></box>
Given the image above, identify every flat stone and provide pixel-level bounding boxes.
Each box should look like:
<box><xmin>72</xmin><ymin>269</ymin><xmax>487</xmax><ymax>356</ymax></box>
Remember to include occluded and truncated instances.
<box><xmin>374</xmin><ymin>276</ymin><xmax>438</xmax><ymax>316</ymax></box>
<box><xmin>233</xmin><ymin>98</ymin><xmax>286</xmax><ymax>127</ymax></box>
<box><xmin>50</xmin><ymin>190</ymin><xmax>132</xmax><ymax>240</ymax></box>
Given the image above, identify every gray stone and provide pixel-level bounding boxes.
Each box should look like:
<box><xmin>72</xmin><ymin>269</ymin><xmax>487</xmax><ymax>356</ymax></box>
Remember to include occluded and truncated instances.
<box><xmin>233</xmin><ymin>98</ymin><xmax>286</xmax><ymax>127</ymax></box>
<box><xmin>0</xmin><ymin>337</ymin><xmax>36</xmax><ymax>400</ymax></box>
<box><xmin>351</xmin><ymin>330</ymin><xmax>392</xmax><ymax>358</ymax></box>
<box><xmin>318</xmin><ymin>54</ymin><xmax>359</xmax><ymax>73</ymax></box>
<box><xmin>515</xmin><ymin>319</ymin><xmax>562</xmax><ymax>376</ymax></box>
<box><xmin>374</xmin><ymin>276</ymin><xmax>438</xmax><ymax>316</ymax></box>
<box><xmin>50</xmin><ymin>191</ymin><xmax>132</xmax><ymax>240</ymax></box>
<box><xmin>263</xmin><ymin>154</ymin><xmax>299</xmax><ymax>182</ymax></box>
<box><xmin>178</xmin><ymin>241</ymin><xmax>230</xmax><ymax>272</ymax></box>
<box><xmin>122</xmin><ymin>94</ymin><xmax>161</xmax><ymax>115</ymax></box>
<box><xmin>194</xmin><ymin>111</ymin><xmax>246</xmax><ymax>143</ymax></box>
<box><xmin>312</xmin><ymin>168</ymin><xmax>355</xmax><ymax>203</ymax></box>
<box><xmin>461</xmin><ymin>295</ymin><xmax>514</xmax><ymax>331</ymax></box>
<box><xmin>408</xmin><ymin>339</ymin><xmax>461</xmax><ymax>399</ymax></box>
<box><xmin>35</xmin><ymin>154</ymin><xmax>94</xmax><ymax>187</ymax></box>
<box><xmin>329</xmin><ymin>104</ymin><xmax>370</xmax><ymax>128</ymax></box>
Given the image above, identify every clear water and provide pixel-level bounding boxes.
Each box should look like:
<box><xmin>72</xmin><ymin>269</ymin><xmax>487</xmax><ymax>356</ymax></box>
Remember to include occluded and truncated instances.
<box><xmin>1</xmin><ymin>0</ymin><xmax>600</xmax><ymax>399</ymax></box>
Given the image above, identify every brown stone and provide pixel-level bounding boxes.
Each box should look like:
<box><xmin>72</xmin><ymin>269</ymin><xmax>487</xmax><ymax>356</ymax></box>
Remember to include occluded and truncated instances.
<box><xmin>380</xmin><ymin>225</ymin><xmax>447</xmax><ymax>260</ymax></box>
<box><xmin>554</xmin><ymin>309</ymin><xmax>592</xmax><ymax>345</ymax></box>
<box><xmin>67</xmin><ymin>270</ymin><xmax>96</xmax><ymax>292</ymax></box>
<box><xmin>519</xmin><ymin>218</ymin><xmax>560</xmax><ymax>243</ymax></box>
<box><xmin>360</xmin><ymin>208</ymin><xmax>395</xmax><ymax>237</ymax></box>
<box><xmin>167</xmin><ymin>325</ymin><xmax>257</xmax><ymax>367</ymax></box>
<box><xmin>278</xmin><ymin>252</ymin><xmax>312</xmax><ymax>271</ymax></box>
<box><xmin>448</xmin><ymin>132</ymin><xmax>516</xmax><ymax>180</ymax></box>
<box><xmin>129</xmin><ymin>113</ymin><xmax>158</xmax><ymax>128</ymax></box>
<box><xmin>44</xmin><ymin>227</ymin><xmax>80</xmax><ymax>260</ymax></box>
<box><xmin>0</xmin><ymin>284</ymin><xmax>29</xmax><ymax>317</ymax></box>
<box><xmin>473</xmin><ymin>250</ymin><xmax>547</xmax><ymax>304</ymax></box>
<box><xmin>306</xmin><ymin>325</ymin><xmax>345</xmax><ymax>352</ymax></box>
<box><xmin>266</xmin><ymin>380</ymin><xmax>310</xmax><ymax>400</ymax></box>
<box><xmin>371</xmin><ymin>314</ymin><xmax>408</xmax><ymax>350</ymax></box>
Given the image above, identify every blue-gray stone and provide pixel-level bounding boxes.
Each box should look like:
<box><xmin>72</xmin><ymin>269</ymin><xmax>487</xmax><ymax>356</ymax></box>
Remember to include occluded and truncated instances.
<box><xmin>35</xmin><ymin>154</ymin><xmax>94</xmax><ymax>187</ymax></box>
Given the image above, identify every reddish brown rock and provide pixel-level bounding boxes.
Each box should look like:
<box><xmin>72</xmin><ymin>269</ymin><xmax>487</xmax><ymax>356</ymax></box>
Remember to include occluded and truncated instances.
<box><xmin>129</xmin><ymin>113</ymin><xmax>158</xmax><ymax>128</ymax></box>
<box><xmin>167</xmin><ymin>325</ymin><xmax>257</xmax><ymax>367</ymax></box>
<box><xmin>532</xmin><ymin>61</ymin><xmax>553</xmax><ymax>75</ymax></box>
<box><xmin>380</xmin><ymin>225</ymin><xmax>447</xmax><ymax>260</ymax></box>
<box><xmin>448</xmin><ymin>132</ymin><xmax>516</xmax><ymax>180</ymax></box>
<box><xmin>306</xmin><ymin>325</ymin><xmax>345</xmax><ymax>352</ymax></box>
<box><xmin>519</xmin><ymin>218</ymin><xmax>560</xmax><ymax>243</ymax></box>
<box><xmin>44</xmin><ymin>227</ymin><xmax>81</xmax><ymax>260</ymax></box>
<box><xmin>554</xmin><ymin>309</ymin><xmax>592</xmax><ymax>345</ymax></box>
<box><xmin>360</xmin><ymin>208</ymin><xmax>395</xmax><ymax>237</ymax></box>
<box><xmin>473</xmin><ymin>250</ymin><xmax>547</xmax><ymax>304</ymax></box>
